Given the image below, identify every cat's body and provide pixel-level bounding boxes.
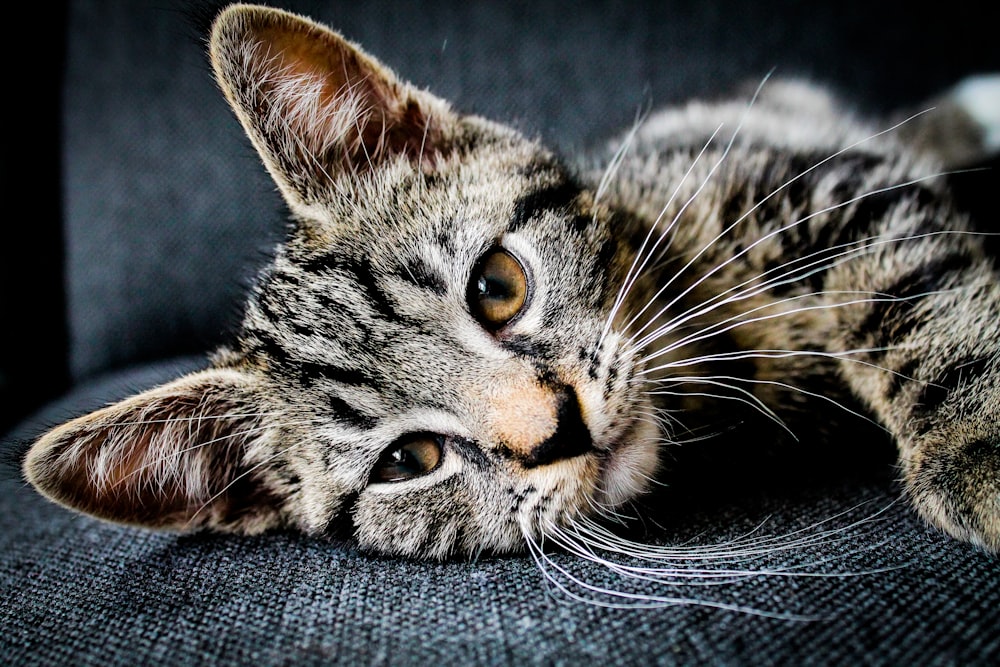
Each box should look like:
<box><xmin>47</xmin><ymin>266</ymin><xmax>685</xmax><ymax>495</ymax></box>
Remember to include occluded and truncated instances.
<box><xmin>24</xmin><ymin>4</ymin><xmax>1000</xmax><ymax>559</ymax></box>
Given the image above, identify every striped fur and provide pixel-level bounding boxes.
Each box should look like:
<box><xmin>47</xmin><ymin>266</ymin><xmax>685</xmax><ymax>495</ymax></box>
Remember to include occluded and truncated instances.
<box><xmin>24</xmin><ymin>4</ymin><xmax>999</xmax><ymax>557</ymax></box>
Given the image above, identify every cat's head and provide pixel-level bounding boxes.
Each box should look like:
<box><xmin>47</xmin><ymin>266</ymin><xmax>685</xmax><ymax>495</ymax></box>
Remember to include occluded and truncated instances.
<box><xmin>24</xmin><ymin>3</ymin><xmax>661</xmax><ymax>558</ymax></box>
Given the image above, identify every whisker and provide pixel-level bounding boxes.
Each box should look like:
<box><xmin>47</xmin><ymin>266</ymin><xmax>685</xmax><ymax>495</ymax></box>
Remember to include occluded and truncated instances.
<box><xmin>616</xmin><ymin>74</ymin><xmax>779</xmax><ymax>340</ymax></box>
<box><xmin>646</xmin><ymin>374</ymin><xmax>885</xmax><ymax>432</ymax></box>
<box><xmin>637</xmin><ymin>288</ymin><xmax>956</xmax><ymax>365</ymax></box>
<box><xmin>594</xmin><ymin>102</ymin><xmax>649</xmax><ymax>206</ymax></box>
<box><xmin>600</xmin><ymin>124</ymin><xmax>725</xmax><ymax>347</ymax></box>
<box><xmin>549</xmin><ymin>521</ymin><xmax>888</xmax><ymax>584</ymax></box>
<box><xmin>572</xmin><ymin>500</ymin><xmax>897</xmax><ymax>560</ymax></box>
<box><xmin>630</xmin><ymin>229</ymin><xmax>984</xmax><ymax>354</ymax></box>
<box><xmin>524</xmin><ymin>523</ymin><xmax>823</xmax><ymax>618</ymax></box>
<box><xmin>640</xmin><ymin>347</ymin><xmax>926</xmax><ymax>395</ymax></box>
<box><xmin>644</xmin><ymin>379</ymin><xmax>791</xmax><ymax>436</ymax></box>
<box><xmin>627</xmin><ymin>169</ymin><xmax>962</xmax><ymax>348</ymax></box>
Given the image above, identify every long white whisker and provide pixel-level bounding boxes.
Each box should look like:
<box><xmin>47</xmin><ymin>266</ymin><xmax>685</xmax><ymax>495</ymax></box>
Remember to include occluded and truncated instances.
<box><xmin>644</xmin><ymin>377</ymin><xmax>792</xmax><ymax>436</ymax></box>
<box><xmin>639</xmin><ymin>347</ymin><xmax>926</xmax><ymax>393</ymax></box>
<box><xmin>646</xmin><ymin>374</ymin><xmax>884</xmax><ymax>431</ymax></box>
<box><xmin>600</xmin><ymin>124</ymin><xmax>726</xmax><ymax>347</ymax></box>
<box><xmin>616</xmin><ymin>74</ymin><xmax>779</xmax><ymax>340</ymax></box>
<box><xmin>565</xmin><ymin>501</ymin><xmax>899</xmax><ymax>565</ymax></box>
<box><xmin>628</xmin><ymin>169</ymin><xmax>958</xmax><ymax>347</ymax></box>
<box><xmin>526</xmin><ymin>524</ymin><xmax>822</xmax><ymax>618</ymax></box>
<box><xmin>630</xmin><ymin>228</ymin><xmax>981</xmax><ymax>352</ymax></box>
<box><xmin>524</xmin><ymin>501</ymin><xmax>903</xmax><ymax>618</ymax></box>
<box><xmin>639</xmin><ymin>287</ymin><xmax>956</xmax><ymax>366</ymax></box>
<box><xmin>594</xmin><ymin>102</ymin><xmax>649</xmax><ymax>206</ymax></box>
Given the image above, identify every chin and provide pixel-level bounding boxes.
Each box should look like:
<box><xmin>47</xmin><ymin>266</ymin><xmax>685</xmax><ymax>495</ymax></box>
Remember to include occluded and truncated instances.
<box><xmin>594</xmin><ymin>417</ymin><xmax>662</xmax><ymax>510</ymax></box>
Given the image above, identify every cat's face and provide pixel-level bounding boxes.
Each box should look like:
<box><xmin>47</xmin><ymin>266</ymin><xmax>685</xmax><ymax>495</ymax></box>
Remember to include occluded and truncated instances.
<box><xmin>237</xmin><ymin>113</ymin><xmax>663</xmax><ymax>558</ymax></box>
<box><xmin>23</xmin><ymin>4</ymin><xmax>661</xmax><ymax>558</ymax></box>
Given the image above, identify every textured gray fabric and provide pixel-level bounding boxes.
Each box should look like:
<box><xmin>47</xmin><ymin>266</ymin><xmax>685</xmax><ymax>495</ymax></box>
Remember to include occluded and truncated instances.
<box><xmin>3</xmin><ymin>360</ymin><xmax>999</xmax><ymax>665</ymax></box>
<box><xmin>62</xmin><ymin>1</ymin><xmax>281</xmax><ymax>381</ymax></box>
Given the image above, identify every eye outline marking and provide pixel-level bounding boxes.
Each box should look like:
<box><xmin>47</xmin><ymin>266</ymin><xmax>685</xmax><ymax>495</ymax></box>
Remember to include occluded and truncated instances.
<box><xmin>466</xmin><ymin>242</ymin><xmax>534</xmax><ymax>334</ymax></box>
<box><xmin>369</xmin><ymin>433</ymin><xmax>446</xmax><ymax>485</ymax></box>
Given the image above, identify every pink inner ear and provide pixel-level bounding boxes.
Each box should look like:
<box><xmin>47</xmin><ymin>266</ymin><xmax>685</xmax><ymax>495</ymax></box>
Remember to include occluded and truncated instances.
<box><xmin>25</xmin><ymin>371</ymin><xmax>282</xmax><ymax>532</ymax></box>
<box><xmin>55</xmin><ymin>422</ymin><xmax>196</xmax><ymax>527</ymax></box>
<box><xmin>247</xmin><ymin>20</ymin><xmax>447</xmax><ymax>173</ymax></box>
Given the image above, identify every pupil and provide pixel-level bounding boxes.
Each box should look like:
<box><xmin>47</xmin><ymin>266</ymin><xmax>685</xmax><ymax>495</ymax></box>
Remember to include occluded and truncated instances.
<box><xmin>479</xmin><ymin>276</ymin><xmax>507</xmax><ymax>298</ymax></box>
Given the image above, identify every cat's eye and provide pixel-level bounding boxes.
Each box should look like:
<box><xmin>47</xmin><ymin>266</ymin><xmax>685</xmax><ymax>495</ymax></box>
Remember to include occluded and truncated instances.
<box><xmin>468</xmin><ymin>247</ymin><xmax>529</xmax><ymax>330</ymax></box>
<box><xmin>371</xmin><ymin>435</ymin><xmax>444</xmax><ymax>483</ymax></box>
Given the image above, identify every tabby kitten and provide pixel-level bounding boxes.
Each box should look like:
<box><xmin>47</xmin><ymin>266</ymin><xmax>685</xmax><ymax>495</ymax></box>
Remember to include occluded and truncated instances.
<box><xmin>24</xmin><ymin>3</ymin><xmax>999</xmax><ymax>560</ymax></box>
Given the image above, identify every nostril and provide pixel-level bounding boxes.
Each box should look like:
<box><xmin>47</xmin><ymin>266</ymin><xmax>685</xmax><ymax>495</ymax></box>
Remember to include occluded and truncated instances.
<box><xmin>521</xmin><ymin>385</ymin><xmax>593</xmax><ymax>468</ymax></box>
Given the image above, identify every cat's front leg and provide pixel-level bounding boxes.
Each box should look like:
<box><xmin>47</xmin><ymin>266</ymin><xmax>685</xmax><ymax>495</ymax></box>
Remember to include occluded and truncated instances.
<box><xmin>829</xmin><ymin>226</ymin><xmax>1000</xmax><ymax>553</ymax></box>
<box><xmin>900</xmin><ymin>359</ymin><xmax>1000</xmax><ymax>553</ymax></box>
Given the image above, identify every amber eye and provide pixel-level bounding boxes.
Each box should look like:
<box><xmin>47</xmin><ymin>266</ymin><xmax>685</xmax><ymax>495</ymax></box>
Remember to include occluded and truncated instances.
<box><xmin>468</xmin><ymin>247</ymin><xmax>529</xmax><ymax>330</ymax></box>
<box><xmin>371</xmin><ymin>435</ymin><xmax>443</xmax><ymax>483</ymax></box>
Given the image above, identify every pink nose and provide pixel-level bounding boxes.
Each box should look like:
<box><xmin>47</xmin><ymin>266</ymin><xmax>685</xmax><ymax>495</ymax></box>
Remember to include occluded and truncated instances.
<box><xmin>488</xmin><ymin>382</ymin><xmax>593</xmax><ymax>467</ymax></box>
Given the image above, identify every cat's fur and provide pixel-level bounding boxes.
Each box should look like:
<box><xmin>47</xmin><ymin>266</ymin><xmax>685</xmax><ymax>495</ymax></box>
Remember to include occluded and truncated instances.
<box><xmin>24</xmin><ymin>4</ymin><xmax>1000</xmax><ymax>559</ymax></box>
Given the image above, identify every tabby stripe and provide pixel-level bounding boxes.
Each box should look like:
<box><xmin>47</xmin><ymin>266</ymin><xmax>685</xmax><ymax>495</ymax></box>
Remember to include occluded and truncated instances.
<box><xmin>294</xmin><ymin>254</ymin><xmax>403</xmax><ymax>327</ymax></box>
<box><xmin>415</xmin><ymin>477</ymin><xmax>463</xmax><ymax>555</ymax></box>
<box><xmin>256</xmin><ymin>290</ymin><xmax>291</xmax><ymax>329</ymax></box>
<box><xmin>324</xmin><ymin>490</ymin><xmax>361</xmax><ymax>537</ymax></box>
<box><xmin>296</xmin><ymin>362</ymin><xmax>379</xmax><ymax>390</ymax></box>
<box><xmin>509</xmin><ymin>179</ymin><xmax>583</xmax><ymax>232</ymax></box>
<box><xmin>744</xmin><ymin>151</ymin><xmax>820</xmax><ymax>230</ymax></box>
<box><xmin>416</xmin><ymin>518</ymin><xmax>444</xmax><ymax>557</ymax></box>
<box><xmin>299</xmin><ymin>254</ymin><xmax>399</xmax><ymax>321</ymax></box>
<box><xmin>886</xmin><ymin>357</ymin><xmax>922</xmax><ymax>402</ymax></box>
<box><xmin>299</xmin><ymin>250</ymin><xmax>340</xmax><ymax>274</ymax></box>
<box><xmin>249</xmin><ymin>332</ymin><xmax>381</xmax><ymax>427</ymax></box>
<box><xmin>804</xmin><ymin>177</ymin><xmax>935</xmax><ymax>258</ymax></box>
<box><xmin>394</xmin><ymin>261</ymin><xmax>447</xmax><ymax>296</ymax></box>
<box><xmin>502</xmin><ymin>335</ymin><xmax>552</xmax><ymax>360</ymax></box>
<box><xmin>328</xmin><ymin>394</ymin><xmax>378</xmax><ymax>430</ymax></box>
<box><xmin>450</xmin><ymin>436</ymin><xmax>491</xmax><ymax>471</ymax></box>
<box><xmin>250</xmin><ymin>321</ymin><xmax>378</xmax><ymax>389</ymax></box>
<box><xmin>914</xmin><ymin>355</ymin><xmax>993</xmax><ymax>416</ymax></box>
<box><xmin>315</xmin><ymin>292</ymin><xmax>376</xmax><ymax>339</ymax></box>
<box><xmin>841</xmin><ymin>185</ymin><xmax>936</xmax><ymax>243</ymax></box>
<box><xmin>855</xmin><ymin>251</ymin><xmax>972</xmax><ymax>351</ymax></box>
<box><xmin>249</xmin><ymin>329</ymin><xmax>293</xmax><ymax>366</ymax></box>
<box><xmin>588</xmin><ymin>237</ymin><xmax>618</xmax><ymax>302</ymax></box>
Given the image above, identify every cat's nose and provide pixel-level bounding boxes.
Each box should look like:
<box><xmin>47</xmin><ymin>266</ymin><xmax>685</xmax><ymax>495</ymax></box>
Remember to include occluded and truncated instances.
<box><xmin>519</xmin><ymin>385</ymin><xmax>593</xmax><ymax>468</ymax></box>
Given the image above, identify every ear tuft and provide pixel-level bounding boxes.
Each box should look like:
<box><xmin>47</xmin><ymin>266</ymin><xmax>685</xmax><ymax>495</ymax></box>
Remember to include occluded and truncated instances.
<box><xmin>23</xmin><ymin>369</ymin><xmax>283</xmax><ymax>534</ymax></box>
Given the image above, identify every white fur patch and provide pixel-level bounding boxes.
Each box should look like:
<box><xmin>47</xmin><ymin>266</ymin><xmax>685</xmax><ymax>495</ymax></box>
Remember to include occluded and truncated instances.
<box><xmin>952</xmin><ymin>74</ymin><xmax>1000</xmax><ymax>153</ymax></box>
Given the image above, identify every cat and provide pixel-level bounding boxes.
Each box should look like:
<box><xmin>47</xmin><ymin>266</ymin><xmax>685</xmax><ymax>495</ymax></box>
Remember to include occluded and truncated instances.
<box><xmin>23</xmin><ymin>3</ymin><xmax>1000</xmax><ymax>563</ymax></box>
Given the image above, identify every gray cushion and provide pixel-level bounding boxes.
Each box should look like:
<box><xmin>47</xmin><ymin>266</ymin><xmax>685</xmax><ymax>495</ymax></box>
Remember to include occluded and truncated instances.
<box><xmin>3</xmin><ymin>358</ymin><xmax>998</xmax><ymax>664</ymax></box>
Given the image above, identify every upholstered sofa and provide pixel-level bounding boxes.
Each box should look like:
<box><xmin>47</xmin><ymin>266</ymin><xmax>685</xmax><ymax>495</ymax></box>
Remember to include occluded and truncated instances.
<box><xmin>2</xmin><ymin>1</ymin><xmax>997</xmax><ymax>664</ymax></box>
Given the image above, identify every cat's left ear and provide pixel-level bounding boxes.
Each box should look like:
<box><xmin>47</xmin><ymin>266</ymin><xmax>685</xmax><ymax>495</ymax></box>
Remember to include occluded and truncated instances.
<box><xmin>209</xmin><ymin>3</ymin><xmax>457</xmax><ymax>205</ymax></box>
<box><xmin>22</xmin><ymin>368</ymin><xmax>283</xmax><ymax>534</ymax></box>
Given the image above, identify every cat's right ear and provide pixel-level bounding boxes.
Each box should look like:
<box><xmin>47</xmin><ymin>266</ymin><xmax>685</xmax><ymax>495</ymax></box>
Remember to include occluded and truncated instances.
<box><xmin>209</xmin><ymin>4</ymin><xmax>458</xmax><ymax>206</ymax></box>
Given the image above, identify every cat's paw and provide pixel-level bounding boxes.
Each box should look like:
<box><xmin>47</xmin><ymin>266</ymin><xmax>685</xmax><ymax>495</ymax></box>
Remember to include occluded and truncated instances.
<box><xmin>902</xmin><ymin>427</ymin><xmax>1000</xmax><ymax>554</ymax></box>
